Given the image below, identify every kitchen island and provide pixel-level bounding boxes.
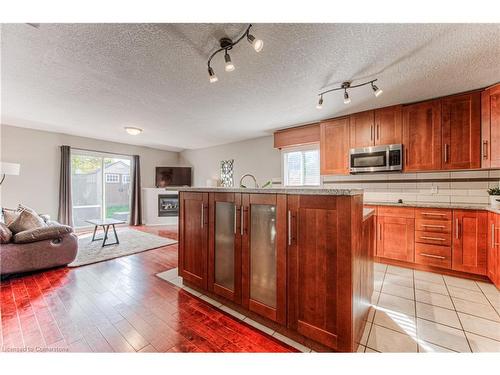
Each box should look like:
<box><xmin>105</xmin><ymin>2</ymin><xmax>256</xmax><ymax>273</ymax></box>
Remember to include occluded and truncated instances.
<box><xmin>177</xmin><ymin>187</ymin><xmax>374</xmax><ymax>352</ymax></box>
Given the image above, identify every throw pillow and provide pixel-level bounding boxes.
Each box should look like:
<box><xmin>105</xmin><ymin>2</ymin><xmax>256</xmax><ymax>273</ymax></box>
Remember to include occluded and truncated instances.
<box><xmin>2</xmin><ymin>208</ymin><xmax>19</xmax><ymax>226</ymax></box>
<box><xmin>14</xmin><ymin>225</ymin><xmax>73</xmax><ymax>244</ymax></box>
<box><xmin>8</xmin><ymin>205</ymin><xmax>47</xmax><ymax>234</ymax></box>
<box><xmin>0</xmin><ymin>222</ymin><xmax>13</xmax><ymax>243</ymax></box>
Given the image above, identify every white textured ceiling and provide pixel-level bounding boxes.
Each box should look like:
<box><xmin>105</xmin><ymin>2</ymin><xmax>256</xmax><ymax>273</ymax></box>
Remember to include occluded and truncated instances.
<box><xmin>1</xmin><ymin>23</ymin><xmax>500</xmax><ymax>151</ymax></box>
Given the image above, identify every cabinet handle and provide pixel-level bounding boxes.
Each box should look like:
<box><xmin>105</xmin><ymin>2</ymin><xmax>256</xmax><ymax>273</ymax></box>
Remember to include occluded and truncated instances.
<box><xmin>376</xmin><ymin>124</ymin><xmax>380</xmax><ymax>141</ymax></box>
<box><xmin>496</xmin><ymin>227</ymin><xmax>500</xmax><ymax>246</ymax></box>
<box><xmin>370</xmin><ymin>125</ymin><xmax>373</xmax><ymax>141</ymax></box>
<box><xmin>422</xmin><ymin>212</ymin><xmax>446</xmax><ymax>217</ymax></box>
<box><xmin>288</xmin><ymin>210</ymin><xmax>292</xmax><ymax>246</ymax></box>
<box><xmin>240</xmin><ymin>207</ymin><xmax>244</xmax><ymax>236</ymax></box>
<box><xmin>234</xmin><ymin>206</ymin><xmax>237</xmax><ymax>235</ymax></box>
<box><xmin>483</xmin><ymin>140</ymin><xmax>488</xmax><ymax>159</ymax></box>
<box><xmin>201</xmin><ymin>204</ymin><xmax>204</xmax><ymax>228</ymax></box>
<box><xmin>444</xmin><ymin>144</ymin><xmax>449</xmax><ymax>163</ymax></box>
<box><xmin>405</xmin><ymin>148</ymin><xmax>408</xmax><ymax>166</ymax></box>
<box><xmin>420</xmin><ymin>236</ymin><xmax>445</xmax><ymax>241</ymax></box>
<box><xmin>422</xmin><ymin>224</ymin><xmax>445</xmax><ymax>229</ymax></box>
<box><xmin>378</xmin><ymin>223</ymin><xmax>382</xmax><ymax>241</ymax></box>
<box><xmin>420</xmin><ymin>253</ymin><xmax>446</xmax><ymax>260</ymax></box>
<box><xmin>492</xmin><ymin>223</ymin><xmax>495</xmax><ymax>247</ymax></box>
<box><xmin>455</xmin><ymin>219</ymin><xmax>460</xmax><ymax>239</ymax></box>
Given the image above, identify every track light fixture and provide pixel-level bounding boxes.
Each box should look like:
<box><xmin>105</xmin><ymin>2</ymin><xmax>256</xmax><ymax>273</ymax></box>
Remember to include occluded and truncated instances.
<box><xmin>207</xmin><ymin>24</ymin><xmax>263</xmax><ymax>83</ymax></box>
<box><xmin>316</xmin><ymin>79</ymin><xmax>382</xmax><ymax>108</ymax></box>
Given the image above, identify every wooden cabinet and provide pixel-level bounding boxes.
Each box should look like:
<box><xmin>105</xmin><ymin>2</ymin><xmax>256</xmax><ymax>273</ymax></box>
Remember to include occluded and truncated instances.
<box><xmin>274</xmin><ymin>123</ymin><xmax>320</xmax><ymax>149</ymax></box>
<box><xmin>441</xmin><ymin>92</ymin><xmax>481</xmax><ymax>170</ymax></box>
<box><xmin>374</xmin><ymin>105</ymin><xmax>403</xmax><ymax>145</ymax></box>
<box><xmin>241</xmin><ymin>193</ymin><xmax>287</xmax><ymax>324</ymax></box>
<box><xmin>376</xmin><ymin>215</ymin><xmax>415</xmax><ymax>262</ymax></box>
<box><xmin>208</xmin><ymin>192</ymin><xmax>242</xmax><ymax>303</ymax></box>
<box><xmin>288</xmin><ymin>195</ymin><xmax>366</xmax><ymax>352</ymax></box>
<box><xmin>179</xmin><ymin>192</ymin><xmax>209</xmax><ymax>289</ymax></box>
<box><xmin>402</xmin><ymin>100</ymin><xmax>442</xmax><ymax>171</ymax></box>
<box><xmin>487</xmin><ymin>212</ymin><xmax>500</xmax><ymax>288</ymax></box>
<box><xmin>349</xmin><ymin>110</ymin><xmax>375</xmax><ymax>148</ymax></box>
<box><xmin>452</xmin><ymin>210</ymin><xmax>488</xmax><ymax>275</ymax></box>
<box><xmin>481</xmin><ymin>83</ymin><xmax>500</xmax><ymax>168</ymax></box>
<box><xmin>320</xmin><ymin>117</ymin><xmax>350</xmax><ymax>175</ymax></box>
<box><xmin>349</xmin><ymin>106</ymin><xmax>402</xmax><ymax>149</ymax></box>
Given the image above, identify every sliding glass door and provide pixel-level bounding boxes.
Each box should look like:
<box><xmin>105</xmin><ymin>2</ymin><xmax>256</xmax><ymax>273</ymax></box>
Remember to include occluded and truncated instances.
<box><xmin>71</xmin><ymin>150</ymin><xmax>132</xmax><ymax>227</ymax></box>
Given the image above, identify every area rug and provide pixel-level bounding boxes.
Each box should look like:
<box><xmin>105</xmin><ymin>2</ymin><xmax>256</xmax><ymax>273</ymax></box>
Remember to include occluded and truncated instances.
<box><xmin>69</xmin><ymin>228</ymin><xmax>177</xmax><ymax>267</ymax></box>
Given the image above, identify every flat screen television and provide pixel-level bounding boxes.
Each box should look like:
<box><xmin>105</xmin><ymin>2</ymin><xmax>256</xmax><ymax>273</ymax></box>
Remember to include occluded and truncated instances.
<box><xmin>155</xmin><ymin>167</ymin><xmax>192</xmax><ymax>187</ymax></box>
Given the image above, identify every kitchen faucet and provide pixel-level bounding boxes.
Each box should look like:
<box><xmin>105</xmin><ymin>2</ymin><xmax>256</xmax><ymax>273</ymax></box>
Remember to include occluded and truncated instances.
<box><xmin>239</xmin><ymin>173</ymin><xmax>259</xmax><ymax>188</ymax></box>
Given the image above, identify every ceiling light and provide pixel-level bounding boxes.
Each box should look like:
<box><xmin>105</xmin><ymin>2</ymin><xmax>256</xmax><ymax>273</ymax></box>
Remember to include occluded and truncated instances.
<box><xmin>124</xmin><ymin>127</ymin><xmax>143</xmax><ymax>135</ymax></box>
<box><xmin>343</xmin><ymin>90</ymin><xmax>351</xmax><ymax>104</ymax></box>
<box><xmin>208</xmin><ymin>67</ymin><xmax>218</xmax><ymax>83</ymax></box>
<box><xmin>372</xmin><ymin>83</ymin><xmax>383</xmax><ymax>97</ymax></box>
<box><xmin>224</xmin><ymin>52</ymin><xmax>235</xmax><ymax>72</ymax></box>
<box><xmin>206</xmin><ymin>24</ymin><xmax>263</xmax><ymax>82</ymax></box>
<box><xmin>316</xmin><ymin>95</ymin><xmax>323</xmax><ymax>109</ymax></box>
<box><xmin>316</xmin><ymin>79</ymin><xmax>381</xmax><ymax>108</ymax></box>
<box><xmin>247</xmin><ymin>34</ymin><xmax>264</xmax><ymax>52</ymax></box>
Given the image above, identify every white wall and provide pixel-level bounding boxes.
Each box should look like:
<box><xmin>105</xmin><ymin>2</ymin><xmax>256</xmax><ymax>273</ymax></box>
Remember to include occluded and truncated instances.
<box><xmin>180</xmin><ymin>136</ymin><xmax>281</xmax><ymax>187</ymax></box>
<box><xmin>0</xmin><ymin>124</ymin><xmax>179</xmax><ymax>219</ymax></box>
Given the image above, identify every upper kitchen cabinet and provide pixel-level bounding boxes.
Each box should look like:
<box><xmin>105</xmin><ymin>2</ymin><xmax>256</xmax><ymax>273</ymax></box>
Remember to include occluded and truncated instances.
<box><xmin>481</xmin><ymin>83</ymin><xmax>500</xmax><ymax>168</ymax></box>
<box><xmin>349</xmin><ymin>106</ymin><xmax>402</xmax><ymax>149</ymax></box>
<box><xmin>320</xmin><ymin>117</ymin><xmax>350</xmax><ymax>175</ymax></box>
<box><xmin>179</xmin><ymin>191</ymin><xmax>209</xmax><ymax>289</ymax></box>
<box><xmin>374</xmin><ymin>105</ymin><xmax>403</xmax><ymax>146</ymax></box>
<box><xmin>241</xmin><ymin>193</ymin><xmax>287</xmax><ymax>324</ymax></box>
<box><xmin>274</xmin><ymin>123</ymin><xmax>320</xmax><ymax>149</ymax></box>
<box><xmin>441</xmin><ymin>92</ymin><xmax>481</xmax><ymax>170</ymax></box>
<box><xmin>349</xmin><ymin>110</ymin><xmax>375</xmax><ymax>148</ymax></box>
<box><xmin>402</xmin><ymin>100</ymin><xmax>442</xmax><ymax>171</ymax></box>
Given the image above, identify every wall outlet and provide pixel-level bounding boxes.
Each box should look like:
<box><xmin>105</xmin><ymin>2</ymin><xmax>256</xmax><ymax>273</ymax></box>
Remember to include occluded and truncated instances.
<box><xmin>431</xmin><ymin>186</ymin><xmax>438</xmax><ymax>194</ymax></box>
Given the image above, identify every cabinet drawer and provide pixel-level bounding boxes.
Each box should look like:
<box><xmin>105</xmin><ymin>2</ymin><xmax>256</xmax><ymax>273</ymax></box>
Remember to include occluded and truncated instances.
<box><xmin>377</xmin><ymin>206</ymin><xmax>415</xmax><ymax>218</ymax></box>
<box><xmin>415</xmin><ymin>230</ymin><xmax>451</xmax><ymax>246</ymax></box>
<box><xmin>415</xmin><ymin>219</ymin><xmax>452</xmax><ymax>233</ymax></box>
<box><xmin>415</xmin><ymin>208</ymin><xmax>452</xmax><ymax>221</ymax></box>
<box><xmin>415</xmin><ymin>243</ymin><xmax>452</xmax><ymax>269</ymax></box>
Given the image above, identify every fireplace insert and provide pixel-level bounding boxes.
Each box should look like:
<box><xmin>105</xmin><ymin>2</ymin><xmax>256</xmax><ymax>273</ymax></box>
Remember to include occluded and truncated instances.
<box><xmin>158</xmin><ymin>194</ymin><xmax>179</xmax><ymax>217</ymax></box>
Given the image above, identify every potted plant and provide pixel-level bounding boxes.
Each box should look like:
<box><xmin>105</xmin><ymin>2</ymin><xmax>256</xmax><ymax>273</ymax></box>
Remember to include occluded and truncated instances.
<box><xmin>488</xmin><ymin>187</ymin><xmax>500</xmax><ymax>209</ymax></box>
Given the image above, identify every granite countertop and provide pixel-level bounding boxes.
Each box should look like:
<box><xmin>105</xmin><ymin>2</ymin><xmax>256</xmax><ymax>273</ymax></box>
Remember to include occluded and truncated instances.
<box><xmin>363</xmin><ymin>208</ymin><xmax>375</xmax><ymax>220</ymax></box>
<box><xmin>364</xmin><ymin>201</ymin><xmax>500</xmax><ymax>215</ymax></box>
<box><xmin>174</xmin><ymin>187</ymin><xmax>363</xmax><ymax>196</ymax></box>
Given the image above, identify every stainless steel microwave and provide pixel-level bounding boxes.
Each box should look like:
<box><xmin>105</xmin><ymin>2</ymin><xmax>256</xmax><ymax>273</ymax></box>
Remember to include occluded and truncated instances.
<box><xmin>349</xmin><ymin>144</ymin><xmax>403</xmax><ymax>173</ymax></box>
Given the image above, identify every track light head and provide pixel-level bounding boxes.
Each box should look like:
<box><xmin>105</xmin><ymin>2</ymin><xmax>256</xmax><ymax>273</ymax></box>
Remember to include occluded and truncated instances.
<box><xmin>247</xmin><ymin>34</ymin><xmax>264</xmax><ymax>52</ymax></box>
<box><xmin>343</xmin><ymin>90</ymin><xmax>351</xmax><ymax>104</ymax></box>
<box><xmin>316</xmin><ymin>95</ymin><xmax>323</xmax><ymax>109</ymax></box>
<box><xmin>224</xmin><ymin>52</ymin><xmax>235</xmax><ymax>72</ymax></box>
<box><xmin>208</xmin><ymin>67</ymin><xmax>218</xmax><ymax>83</ymax></box>
<box><xmin>372</xmin><ymin>83</ymin><xmax>383</xmax><ymax>97</ymax></box>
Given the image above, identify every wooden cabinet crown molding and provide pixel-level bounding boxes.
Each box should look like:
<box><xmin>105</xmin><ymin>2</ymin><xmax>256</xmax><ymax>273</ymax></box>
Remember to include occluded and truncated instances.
<box><xmin>273</xmin><ymin>123</ymin><xmax>320</xmax><ymax>149</ymax></box>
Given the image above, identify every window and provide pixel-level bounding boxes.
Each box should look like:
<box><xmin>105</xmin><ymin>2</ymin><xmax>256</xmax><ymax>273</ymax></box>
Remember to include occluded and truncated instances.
<box><xmin>122</xmin><ymin>174</ymin><xmax>130</xmax><ymax>183</ymax></box>
<box><xmin>282</xmin><ymin>146</ymin><xmax>320</xmax><ymax>186</ymax></box>
<box><xmin>105</xmin><ymin>173</ymin><xmax>120</xmax><ymax>183</ymax></box>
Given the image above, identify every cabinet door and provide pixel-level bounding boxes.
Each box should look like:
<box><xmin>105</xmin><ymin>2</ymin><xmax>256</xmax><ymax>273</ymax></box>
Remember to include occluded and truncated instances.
<box><xmin>241</xmin><ymin>193</ymin><xmax>286</xmax><ymax>324</ymax></box>
<box><xmin>208</xmin><ymin>192</ymin><xmax>241</xmax><ymax>303</ymax></box>
<box><xmin>452</xmin><ymin>210</ymin><xmax>487</xmax><ymax>275</ymax></box>
<box><xmin>487</xmin><ymin>213</ymin><xmax>498</xmax><ymax>286</ymax></box>
<box><xmin>376</xmin><ymin>216</ymin><xmax>415</xmax><ymax>262</ymax></box>
<box><xmin>350</xmin><ymin>110</ymin><xmax>375</xmax><ymax>148</ymax></box>
<box><xmin>375</xmin><ymin>105</ymin><xmax>402</xmax><ymax>145</ymax></box>
<box><xmin>402</xmin><ymin>100</ymin><xmax>442</xmax><ymax>171</ymax></box>
<box><xmin>442</xmin><ymin>92</ymin><xmax>481</xmax><ymax>170</ymax></box>
<box><xmin>320</xmin><ymin>117</ymin><xmax>350</xmax><ymax>175</ymax></box>
<box><xmin>179</xmin><ymin>192</ymin><xmax>208</xmax><ymax>289</ymax></box>
<box><xmin>481</xmin><ymin>84</ymin><xmax>500</xmax><ymax>168</ymax></box>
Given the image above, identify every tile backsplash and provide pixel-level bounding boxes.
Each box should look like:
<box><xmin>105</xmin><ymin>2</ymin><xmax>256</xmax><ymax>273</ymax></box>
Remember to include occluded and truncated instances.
<box><xmin>321</xmin><ymin>170</ymin><xmax>500</xmax><ymax>204</ymax></box>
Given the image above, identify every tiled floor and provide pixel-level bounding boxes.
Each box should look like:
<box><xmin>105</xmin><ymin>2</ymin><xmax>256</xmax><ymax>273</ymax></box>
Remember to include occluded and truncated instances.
<box><xmin>360</xmin><ymin>263</ymin><xmax>500</xmax><ymax>352</ymax></box>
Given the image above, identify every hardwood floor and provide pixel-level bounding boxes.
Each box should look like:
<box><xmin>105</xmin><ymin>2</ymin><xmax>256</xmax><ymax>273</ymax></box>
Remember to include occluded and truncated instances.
<box><xmin>0</xmin><ymin>225</ymin><xmax>295</xmax><ymax>353</ymax></box>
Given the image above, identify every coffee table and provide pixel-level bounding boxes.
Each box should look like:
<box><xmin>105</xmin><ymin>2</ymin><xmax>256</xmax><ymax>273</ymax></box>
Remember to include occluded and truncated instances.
<box><xmin>86</xmin><ymin>218</ymin><xmax>126</xmax><ymax>247</ymax></box>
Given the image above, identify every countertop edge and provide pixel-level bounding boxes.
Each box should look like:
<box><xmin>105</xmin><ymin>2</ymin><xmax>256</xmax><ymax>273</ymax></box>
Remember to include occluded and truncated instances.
<box><xmin>364</xmin><ymin>201</ymin><xmax>500</xmax><ymax>215</ymax></box>
<box><xmin>173</xmin><ymin>187</ymin><xmax>363</xmax><ymax>196</ymax></box>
